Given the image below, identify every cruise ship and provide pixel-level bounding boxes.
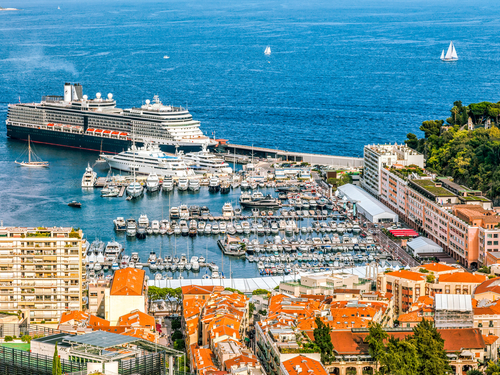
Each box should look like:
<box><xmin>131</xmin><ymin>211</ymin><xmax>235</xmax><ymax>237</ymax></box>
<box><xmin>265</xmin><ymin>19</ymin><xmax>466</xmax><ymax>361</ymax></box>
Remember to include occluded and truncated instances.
<box><xmin>181</xmin><ymin>144</ymin><xmax>232</xmax><ymax>174</ymax></box>
<box><xmin>102</xmin><ymin>143</ymin><xmax>196</xmax><ymax>177</ymax></box>
<box><xmin>6</xmin><ymin>82</ymin><xmax>217</xmax><ymax>154</ymax></box>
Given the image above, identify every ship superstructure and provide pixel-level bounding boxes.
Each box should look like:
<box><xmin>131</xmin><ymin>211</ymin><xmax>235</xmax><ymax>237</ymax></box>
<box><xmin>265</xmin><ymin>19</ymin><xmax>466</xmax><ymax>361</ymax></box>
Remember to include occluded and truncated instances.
<box><xmin>6</xmin><ymin>83</ymin><xmax>216</xmax><ymax>153</ymax></box>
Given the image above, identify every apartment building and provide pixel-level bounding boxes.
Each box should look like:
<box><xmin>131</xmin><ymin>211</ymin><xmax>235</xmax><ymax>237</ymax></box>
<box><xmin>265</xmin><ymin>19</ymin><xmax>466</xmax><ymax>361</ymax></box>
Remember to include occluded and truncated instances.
<box><xmin>278</xmin><ymin>272</ymin><xmax>369</xmax><ymax>297</ymax></box>
<box><xmin>0</xmin><ymin>226</ymin><xmax>85</xmax><ymax>322</ymax></box>
<box><xmin>377</xmin><ymin>265</ymin><xmax>486</xmax><ymax>314</ymax></box>
<box><xmin>362</xmin><ymin>143</ymin><xmax>424</xmax><ymax>196</ymax></box>
<box><xmin>378</xmin><ymin>164</ymin><xmax>496</xmax><ymax>268</ymax></box>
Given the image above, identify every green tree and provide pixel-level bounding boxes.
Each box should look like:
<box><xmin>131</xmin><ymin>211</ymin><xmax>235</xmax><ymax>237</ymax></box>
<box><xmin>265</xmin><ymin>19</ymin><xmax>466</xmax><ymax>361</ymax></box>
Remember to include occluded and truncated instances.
<box><xmin>420</xmin><ymin>120</ymin><xmax>444</xmax><ymax>138</ymax></box>
<box><xmin>466</xmin><ymin>370</ymin><xmax>484</xmax><ymax>375</ymax></box>
<box><xmin>174</xmin><ymin>339</ymin><xmax>185</xmax><ymax>351</ymax></box>
<box><xmin>486</xmin><ymin>361</ymin><xmax>500</xmax><ymax>375</ymax></box>
<box><xmin>405</xmin><ymin>133</ymin><xmax>419</xmax><ymax>150</ymax></box>
<box><xmin>411</xmin><ymin>319</ymin><xmax>451</xmax><ymax>375</ymax></box>
<box><xmin>21</xmin><ymin>334</ymin><xmax>32</xmax><ymax>344</ymax></box>
<box><xmin>52</xmin><ymin>342</ymin><xmax>62</xmax><ymax>375</ymax></box>
<box><xmin>249</xmin><ymin>302</ymin><xmax>256</xmax><ymax>315</ymax></box>
<box><xmin>252</xmin><ymin>289</ymin><xmax>270</xmax><ymax>295</ymax></box>
<box><xmin>366</xmin><ymin>322</ymin><xmax>388</xmax><ymax>371</ymax></box>
<box><xmin>313</xmin><ymin>318</ymin><xmax>335</xmax><ymax>364</ymax></box>
<box><xmin>380</xmin><ymin>337</ymin><xmax>420</xmax><ymax>375</ymax></box>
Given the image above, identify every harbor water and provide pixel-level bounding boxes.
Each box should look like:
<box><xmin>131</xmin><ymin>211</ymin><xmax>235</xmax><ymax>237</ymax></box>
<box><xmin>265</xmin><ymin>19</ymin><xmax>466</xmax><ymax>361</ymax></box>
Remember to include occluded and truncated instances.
<box><xmin>1</xmin><ymin>0</ymin><xmax>500</xmax><ymax>277</ymax></box>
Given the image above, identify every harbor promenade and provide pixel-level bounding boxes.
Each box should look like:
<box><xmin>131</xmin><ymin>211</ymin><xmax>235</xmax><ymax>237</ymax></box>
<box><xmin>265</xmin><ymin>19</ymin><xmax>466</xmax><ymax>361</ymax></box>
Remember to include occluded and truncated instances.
<box><xmin>219</xmin><ymin>143</ymin><xmax>363</xmax><ymax>168</ymax></box>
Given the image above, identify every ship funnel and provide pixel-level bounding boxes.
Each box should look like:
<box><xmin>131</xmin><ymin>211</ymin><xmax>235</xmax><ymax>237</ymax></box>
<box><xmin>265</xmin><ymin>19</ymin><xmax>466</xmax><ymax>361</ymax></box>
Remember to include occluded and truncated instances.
<box><xmin>64</xmin><ymin>83</ymin><xmax>72</xmax><ymax>102</ymax></box>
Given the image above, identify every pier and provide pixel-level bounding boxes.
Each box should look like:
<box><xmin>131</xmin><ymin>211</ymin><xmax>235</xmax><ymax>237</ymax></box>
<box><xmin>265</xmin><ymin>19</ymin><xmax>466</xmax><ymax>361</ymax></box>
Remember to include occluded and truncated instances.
<box><xmin>219</xmin><ymin>143</ymin><xmax>363</xmax><ymax>168</ymax></box>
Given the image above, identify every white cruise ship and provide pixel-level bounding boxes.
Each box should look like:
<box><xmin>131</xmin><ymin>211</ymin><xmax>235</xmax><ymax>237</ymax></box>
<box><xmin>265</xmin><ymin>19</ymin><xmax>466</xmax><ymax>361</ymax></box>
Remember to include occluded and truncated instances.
<box><xmin>81</xmin><ymin>163</ymin><xmax>97</xmax><ymax>187</ymax></box>
<box><xmin>181</xmin><ymin>144</ymin><xmax>232</xmax><ymax>174</ymax></box>
<box><xmin>102</xmin><ymin>143</ymin><xmax>195</xmax><ymax>177</ymax></box>
<box><xmin>6</xmin><ymin>83</ymin><xmax>216</xmax><ymax>154</ymax></box>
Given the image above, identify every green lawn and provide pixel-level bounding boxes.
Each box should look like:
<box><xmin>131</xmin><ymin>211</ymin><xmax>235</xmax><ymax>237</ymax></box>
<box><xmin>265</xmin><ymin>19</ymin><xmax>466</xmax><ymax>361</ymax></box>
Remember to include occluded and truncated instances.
<box><xmin>1</xmin><ymin>342</ymin><xmax>30</xmax><ymax>351</ymax></box>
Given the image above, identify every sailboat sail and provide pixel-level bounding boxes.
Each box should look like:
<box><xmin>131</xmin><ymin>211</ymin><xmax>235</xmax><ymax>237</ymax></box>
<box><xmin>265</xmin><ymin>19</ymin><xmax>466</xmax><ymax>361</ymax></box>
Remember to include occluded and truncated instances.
<box><xmin>264</xmin><ymin>46</ymin><xmax>271</xmax><ymax>56</ymax></box>
<box><xmin>440</xmin><ymin>50</ymin><xmax>444</xmax><ymax>60</ymax></box>
<box><xmin>442</xmin><ymin>41</ymin><xmax>458</xmax><ymax>60</ymax></box>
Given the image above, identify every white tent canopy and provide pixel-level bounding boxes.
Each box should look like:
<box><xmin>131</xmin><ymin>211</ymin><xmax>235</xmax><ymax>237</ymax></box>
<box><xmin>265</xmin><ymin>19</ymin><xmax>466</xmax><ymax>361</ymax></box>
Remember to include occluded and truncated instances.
<box><xmin>407</xmin><ymin>236</ymin><xmax>443</xmax><ymax>256</ymax></box>
<box><xmin>337</xmin><ymin>184</ymin><xmax>398</xmax><ymax>223</ymax></box>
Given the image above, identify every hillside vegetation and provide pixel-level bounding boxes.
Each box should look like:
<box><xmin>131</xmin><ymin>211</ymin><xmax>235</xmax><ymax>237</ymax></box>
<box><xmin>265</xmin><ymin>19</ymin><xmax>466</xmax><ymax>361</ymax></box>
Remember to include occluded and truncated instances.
<box><xmin>405</xmin><ymin>100</ymin><xmax>500</xmax><ymax>201</ymax></box>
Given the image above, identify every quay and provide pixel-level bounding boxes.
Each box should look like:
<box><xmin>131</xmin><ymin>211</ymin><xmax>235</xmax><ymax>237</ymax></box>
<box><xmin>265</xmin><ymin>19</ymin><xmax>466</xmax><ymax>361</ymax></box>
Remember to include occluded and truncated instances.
<box><xmin>219</xmin><ymin>143</ymin><xmax>364</xmax><ymax>168</ymax></box>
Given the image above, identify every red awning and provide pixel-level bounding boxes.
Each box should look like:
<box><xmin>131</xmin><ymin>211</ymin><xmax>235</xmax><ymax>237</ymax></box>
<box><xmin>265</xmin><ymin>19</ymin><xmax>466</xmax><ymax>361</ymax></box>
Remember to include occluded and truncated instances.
<box><xmin>111</xmin><ymin>131</ymin><xmax>119</xmax><ymax>135</ymax></box>
<box><xmin>47</xmin><ymin>123</ymin><xmax>54</xmax><ymax>126</ymax></box>
<box><xmin>87</xmin><ymin>128</ymin><xmax>95</xmax><ymax>132</ymax></box>
<box><xmin>103</xmin><ymin>130</ymin><xmax>111</xmax><ymax>134</ymax></box>
<box><xmin>95</xmin><ymin>129</ymin><xmax>103</xmax><ymax>133</ymax></box>
<box><xmin>389</xmin><ymin>229</ymin><xmax>419</xmax><ymax>237</ymax></box>
<box><xmin>119</xmin><ymin>132</ymin><xmax>128</xmax><ymax>136</ymax></box>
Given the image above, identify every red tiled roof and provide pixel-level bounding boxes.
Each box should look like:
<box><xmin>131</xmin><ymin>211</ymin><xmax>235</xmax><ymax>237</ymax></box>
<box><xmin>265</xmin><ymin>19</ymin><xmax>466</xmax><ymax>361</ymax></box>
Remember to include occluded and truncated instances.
<box><xmin>385</xmin><ymin>270</ymin><xmax>426</xmax><ymax>282</ymax></box>
<box><xmin>420</xmin><ymin>263</ymin><xmax>457</xmax><ymax>273</ymax></box>
<box><xmin>438</xmin><ymin>272</ymin><xmax>488</xmax><ymax>284</ymax></box>
<box><xmin>87</xmin><ymin>315</ymin><xmax>110</xmax><ymax>329</ymax></box>
<box><xmin>110</xmin><ymin>268</ymin><xmax>145</xmax><ymax>296</ymax></box>
<box><xmin>483</xmin><ymin>335</ymin><xmax>500</xmax><ymax>345</ymax></box>
<box><xmin>117</xmin><ymin>310</ymin><xmax>154</xmax><ymax>328</ymax></box>
<box><xmin>224</xmin><ymin>354</ymin><xmax>258</xmax><ymax>370</ymax></box>
<box><xmin>181</xmin><ymin>285</ymin><xmax>223</xmax><ymax>295</ymax></box>
<box><xmin>282</xmin><ymin>355</ymin><xmax>328</xmax><ymax>375</ymax></box>
<box><xmin>474</xmin><ymin>277</ymin><xmax>500</xmax><ymax>296</ymax></box>
<box><xmin>60</xmin><ymin>310</ymin><xmax>89</xmax><ymax>325</ymax></box>
<box><xmin>398</xmin><ymin>309</ymin><xmax>433</xmax><ymax>323</ymax></box>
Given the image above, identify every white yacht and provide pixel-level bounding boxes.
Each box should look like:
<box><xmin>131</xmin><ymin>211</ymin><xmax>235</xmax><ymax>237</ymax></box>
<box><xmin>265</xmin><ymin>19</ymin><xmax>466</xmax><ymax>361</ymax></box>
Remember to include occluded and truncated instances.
<box><xmin>146</xmin><ymin>172</ymin><xmax>160</xmax><ymax>192</ymax></box>
<box><xmin>102</xmin><ymin>143</ymin><xmax>196</xmax><ymax>177</ymax></box>
<box><xmin>181</xmin><ymin>144</ymin><xmax>232</xmax><ymax>174</ymax></box>
<box><xmin>178</xmin><ymin>178</ymin><xmax>189</xmax><ymax>191</ymax></box>
<box><xmin>138</xmin><ymin>214</ymin><xmax>149</xmax><ymax>228</ymax></box>
<box><xmin>81</xmin><ymin>163</ymin><xmax>97</xmax><ymax>187</ymax></box>
<box><xmin>126</xmin><ymin>181</ymin><xmax>143</xmax><ymax>198</ymax></box>
<box><xmin>188</xmin><ymin>179</ymin><xmax>200</xmax><ymax>191</ymax></box>
<box><xmin>222</xmin><ymin>202</ymin><xmax>234</xmax><ymax>217</ymax></box>
<box><xmin>163</xmin><ymin>176</ymin><xmax>174</xmax><ymax>191</ymax></box>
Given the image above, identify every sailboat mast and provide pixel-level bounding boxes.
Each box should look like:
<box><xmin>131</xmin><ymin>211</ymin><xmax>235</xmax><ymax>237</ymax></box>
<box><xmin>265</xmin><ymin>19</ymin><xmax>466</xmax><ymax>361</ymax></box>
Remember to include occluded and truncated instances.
<box><xmin>28</xmin><ymin>136</ymin><xmax>31</xmax><ymax>163</ymax></box>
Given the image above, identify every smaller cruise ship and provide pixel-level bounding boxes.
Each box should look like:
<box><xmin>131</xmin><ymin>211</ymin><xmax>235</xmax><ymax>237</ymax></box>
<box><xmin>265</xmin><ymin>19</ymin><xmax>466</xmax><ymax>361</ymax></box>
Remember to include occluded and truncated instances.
<box><xmin>81</xmin><ymin>163</ymin><xmax>97</xmax><ymax>187</ymax></box>
<box><xmin>181</xmin><ymin>144</ymin><xmax>232</xmax><ymax>174</ymax></box>
<box><xmin>102</xmin><ymin>143</ymin><xmax>195</xmax><ymax>178</ymax></box>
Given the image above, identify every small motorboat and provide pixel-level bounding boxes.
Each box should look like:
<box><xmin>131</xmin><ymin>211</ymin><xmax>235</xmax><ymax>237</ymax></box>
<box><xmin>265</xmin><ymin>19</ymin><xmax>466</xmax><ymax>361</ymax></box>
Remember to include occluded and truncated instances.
<box><xmin>68</xmin><ymin>201</ymin><xmax>82</xmax><ymax>208</ymax></box>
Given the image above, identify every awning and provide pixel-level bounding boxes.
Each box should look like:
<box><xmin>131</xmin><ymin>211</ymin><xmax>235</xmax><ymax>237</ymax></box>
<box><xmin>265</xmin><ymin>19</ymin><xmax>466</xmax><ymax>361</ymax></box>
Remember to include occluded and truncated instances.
<box><xmin>460</xmin><ymin>350</ymin><xmax>473</xmax><ymax>357</ymax></box>
<box><xmin>389</xmin><ymin>229</ymin><xmax>419</xmax><ymax>237</ymax></box>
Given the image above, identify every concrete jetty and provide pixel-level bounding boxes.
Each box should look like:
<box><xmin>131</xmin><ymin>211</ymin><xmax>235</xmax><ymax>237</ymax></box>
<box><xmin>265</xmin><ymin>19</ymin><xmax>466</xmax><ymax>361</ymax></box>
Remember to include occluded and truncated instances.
<box><xmin>219</xmin><ymin>143</ymin><xmax>363</xmax><ymax>168</ymax></box>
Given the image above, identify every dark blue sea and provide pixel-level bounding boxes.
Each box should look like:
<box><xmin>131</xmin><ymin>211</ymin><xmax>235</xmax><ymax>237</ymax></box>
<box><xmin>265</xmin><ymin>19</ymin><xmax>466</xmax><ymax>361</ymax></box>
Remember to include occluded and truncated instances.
<box><xmin>1</xmin><ymin>0</ymin><xmax>499</xmax><ymax>277</ymax></box>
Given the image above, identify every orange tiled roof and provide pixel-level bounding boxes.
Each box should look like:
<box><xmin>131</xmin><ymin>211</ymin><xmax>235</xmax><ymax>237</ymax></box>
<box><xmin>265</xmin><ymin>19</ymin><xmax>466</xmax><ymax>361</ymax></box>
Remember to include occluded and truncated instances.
<box><xmin>282</xmin><ymin>355</ymin><xmax>328</xmax><ymax>375</ymax></box>
<box><xmin>181</xmin><ymin>285</ymin><xmax>224</xmax><ymax>295</ymax></box>
<box><xmin>483</xmin><ymin>335</ymin><xmax>499</xmax><ymax>346</ymax></box>
<box><xmin>60</xmin><ymin>310</ymin><xmax>89</xmax><ymax>325</ymax></box>
<box><xmin>474</xmin><ymin>277</ymin><xmax>500</xmax><ymax>296</ymax></box>
<box><xmin>473</xmin><ymin>300</ymin><xmax>500</xmax><ymax>316</ymax></box>
<box><xmin>87</xmin><ymin>315</ymin><xmax>110</xmax><ymax>329</ymax></box>
<box><xmin>192</xmin><ymin>347</ymin><xmax>217</xmax><ymax>372</ymax></box>
<box><xmin>122</xmin><ymin>328</ymin><xmax>156</xmax><ymax>342</ymax></box>
<box><xmin>420</xmin><ymin>263</ymin><xmax>457</xmax><ymax>273</ymax></box>
<box><xmin>224</xmin><ymin>354</ymin><xmax>258</xmax><ymax>370</ymax></box>
<box><xmin>385</xmin><ymin>270</ymin><xmax>426</xmax><ymax>282</ymax></box>
<box><xmin>438</xmin><ymin>272</ymin><xmax>488</xmax><ymax>284</ymax></box>
<box><xmin>398</xmin><ymin>309</ymin><xmax>434</xmax><ymax>323</ymax></box>
<box><xmin>210</xmin><ymin>324</ymin><xmax>240</xmax><ymax>340</ymax></box>
<box><xmin>110</xmin><ymin>268</ymin><xmax>145</xmax><ymax>296</ymax></box>
<box><xmin>117</xmin><ymin>310</ymin><xmax>154</xmax><ymax>328</ymax></box>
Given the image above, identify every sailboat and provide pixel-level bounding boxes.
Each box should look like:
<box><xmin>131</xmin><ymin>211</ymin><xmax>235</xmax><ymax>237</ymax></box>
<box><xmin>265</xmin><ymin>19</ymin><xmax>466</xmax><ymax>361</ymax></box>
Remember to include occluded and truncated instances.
<box><xmin>264</xmin><ymin>46</ymin><xmax>271</xmax><ymax>56</ymax></box>
<box><xmin>126</xmin><ymin>127</ymin><xmax>144</xmax><ymax>199</ymax></box>
<box><xmin>15</xmin><ymin>136</ymin><xmax>49</xmax><ymax>168</ymax></box>
<box><xmin>96</xmin><ymin>140</ymin><xmax>106</xmax><ymax>163</ymax></box>
<box><xmin>441</xmin><ymin>41</ymin><xmax>458</xmax><ymax>62</ymax></box>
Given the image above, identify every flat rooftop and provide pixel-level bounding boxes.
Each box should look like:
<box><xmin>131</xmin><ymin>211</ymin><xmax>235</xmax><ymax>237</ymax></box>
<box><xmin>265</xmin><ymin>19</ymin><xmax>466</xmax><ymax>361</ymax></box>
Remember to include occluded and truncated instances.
<box><xmin>411</xmin><ymin>179</ymin><xmax>455</xmax><ymax>197</ymax></box>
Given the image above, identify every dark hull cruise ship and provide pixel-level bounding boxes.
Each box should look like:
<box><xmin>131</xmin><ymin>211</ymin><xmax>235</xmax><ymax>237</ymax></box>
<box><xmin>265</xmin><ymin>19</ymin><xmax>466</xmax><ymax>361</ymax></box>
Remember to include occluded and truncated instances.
<box><xmin>6</xmin><ymin>83</ymin><xmax>216</xmax><ymax>154</ymax></box>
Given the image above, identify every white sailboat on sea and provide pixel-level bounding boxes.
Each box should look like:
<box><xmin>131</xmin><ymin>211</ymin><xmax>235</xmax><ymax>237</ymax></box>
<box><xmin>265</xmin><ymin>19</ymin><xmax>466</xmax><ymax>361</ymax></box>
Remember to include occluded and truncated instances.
<box><xmin>14</xmin><ymin>135</ymin><xmax>49</xmax><ymax>168</ymax></box>
<box><xmin>264</xmin><ymin>46</ymin><xmax>271</xmax><ymax>56</ymax></box>
<box><xmin>441</xmin><ymin>41</ymin><xmax>458</xmax><ymax>62</ymax></box>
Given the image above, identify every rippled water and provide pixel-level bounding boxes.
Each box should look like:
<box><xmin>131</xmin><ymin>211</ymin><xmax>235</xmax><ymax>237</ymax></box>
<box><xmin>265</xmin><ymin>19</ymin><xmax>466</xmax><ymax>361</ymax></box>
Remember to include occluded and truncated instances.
<box><xmin>0</xmin><ymin>0</ymin><xmax>499</xmax><ymax>277</ymax></box>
